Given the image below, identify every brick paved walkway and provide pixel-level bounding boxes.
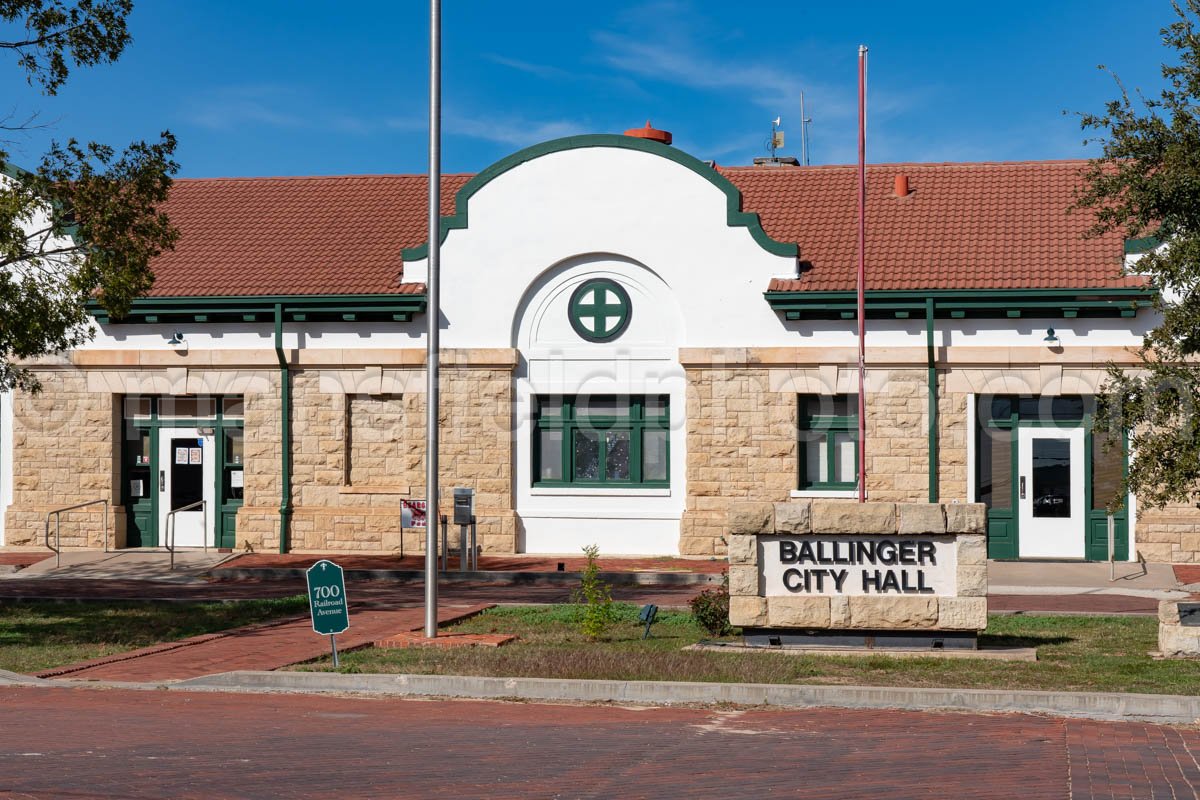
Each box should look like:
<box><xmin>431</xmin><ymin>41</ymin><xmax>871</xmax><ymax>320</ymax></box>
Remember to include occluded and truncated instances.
<box><xmin>0</xmin><ymin>687</ymin><xmax>1197</xmax><ymax>798</ymax></box>
<box><xmin>37</xmin><ymin>603</ymin><xmax>490</xmax><ymax>682</ymax></box>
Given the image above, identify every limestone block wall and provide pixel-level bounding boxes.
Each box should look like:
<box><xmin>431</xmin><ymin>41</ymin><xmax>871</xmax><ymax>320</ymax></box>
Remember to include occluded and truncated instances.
<box><xmin>865</xmin><ymin>369</ymin><xmax>931</xmax><ymax>502</ymax></box>
<box><xmin>680</xmin><ymin>360</ymin><xmax>961</xmax><ymax>557</ymax></box>
<box><xmin>231</xmin><ymin>373</ymin><xmax>284</xmax><ymax>552</ymax></box>
<box><xmin>426</xmin><ymin>362</ymin><xmax>518</xmax><ymax>554</ymax></box>
<box><xmin>937</xmin><ymin>384</ymin><xmax>969</xmax><ymax>502</ymax></box>
<box><xmin>727</xmin><ymin>500</ymin><xmax>988</xmax><ymax>632</ymax></box>
<box><xmin>239</xmin><ymin>357</ymin><xmax>517</xmax><ymax>555</ymax></box>
<box><xmin>2</xmin><ymin>367</ymin><xmax>121</xmax><ymax>549</ymax></box>
<box><xmin>1135</xmin><ymin>504</ymin><xmax>1200</xmax><ymax>564</ymax></box>
<box><xmin>682</xmin><ymin>367</ymin><xmax>795</xmax><ymax>556</ymax></box>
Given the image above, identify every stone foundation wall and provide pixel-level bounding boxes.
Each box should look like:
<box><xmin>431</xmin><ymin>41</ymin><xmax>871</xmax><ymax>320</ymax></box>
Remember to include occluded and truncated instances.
<box><xmin>727</xmin><ymin>500</ymin><xmax>988</xmax><ymax>632</ymax></box>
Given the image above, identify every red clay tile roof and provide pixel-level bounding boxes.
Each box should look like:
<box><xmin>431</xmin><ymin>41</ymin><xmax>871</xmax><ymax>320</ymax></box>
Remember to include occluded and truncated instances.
<box><xmin>148</xmin><ymin>174</ymin><xmax>469</xmax><ymax>296</ymax></box>
<box><xmin>146</xmin><ymin>159</ymin><xmax>1132</xmax><ymax>297</ymax></box>
<box><xmin>722</xmin><ymin>160</ymin><xmax>1132</xmax><ymax>292</ymax></box>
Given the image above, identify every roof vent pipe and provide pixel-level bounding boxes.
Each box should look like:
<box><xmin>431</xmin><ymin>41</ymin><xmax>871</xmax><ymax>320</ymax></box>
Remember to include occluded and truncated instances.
<box><xmin>894</xmin><ymin>174</ymin><xmax>911</xmax><ymax>197</ymax></box>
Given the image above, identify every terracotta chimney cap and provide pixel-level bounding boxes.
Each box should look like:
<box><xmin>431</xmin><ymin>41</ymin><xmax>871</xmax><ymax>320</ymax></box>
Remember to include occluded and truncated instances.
<box><xmin>894</xmin><ymin>174</ymin><xmax>911</xmax><ymax>197</ymax></box>
<box><xmin>624</xmin><ymin>120</ymin><xmax>672</xmax><ymax>145</ymax></box>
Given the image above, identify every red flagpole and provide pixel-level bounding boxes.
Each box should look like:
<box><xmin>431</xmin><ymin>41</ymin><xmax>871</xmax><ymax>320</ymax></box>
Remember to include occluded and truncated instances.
<box><xmin>857</xmin><ymin>45</ymin><xmax>868</xmax><ymax>503</ymax></box>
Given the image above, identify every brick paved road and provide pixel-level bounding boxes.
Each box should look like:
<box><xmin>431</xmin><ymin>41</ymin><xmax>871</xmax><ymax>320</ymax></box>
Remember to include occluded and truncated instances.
<box><xmin>0</xmin><ymin>688</ymin><xmax>1197</xmax><ymax>799</ymax></box>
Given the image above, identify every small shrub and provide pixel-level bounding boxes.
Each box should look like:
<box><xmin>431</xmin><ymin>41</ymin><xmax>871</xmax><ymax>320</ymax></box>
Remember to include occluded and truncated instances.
<box><xmin>690</xmin><ymin>573</ymin><xmax>732</xmax><ymax>637</ymax></box>
<box><xmin>572</xmin><ymin>544</ymin><xmax>618</xmax><ymax>640</ymax></box>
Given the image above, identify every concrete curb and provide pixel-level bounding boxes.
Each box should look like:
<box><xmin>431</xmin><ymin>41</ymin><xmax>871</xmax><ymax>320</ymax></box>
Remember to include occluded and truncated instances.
<box><xmin>0</xmin><ymin>669</ymin><xmax>48</xmax><ymax>686</ymax></box>
<box><xmin>208</xmin><ymin>568</ymin><xmax>721</xmax><ymax>587</ymax></box>
<box><xmin>172</xmin><ymin>670</ymin><xmax>1200</xmax><ymax>725</ymax></box>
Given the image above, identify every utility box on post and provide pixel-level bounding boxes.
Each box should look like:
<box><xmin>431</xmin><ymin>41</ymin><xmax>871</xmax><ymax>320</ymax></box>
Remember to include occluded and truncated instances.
<box><xmin>453</xmin><ymin>487</ymin><xmax>475</xmax><ymax>525</ymax></box>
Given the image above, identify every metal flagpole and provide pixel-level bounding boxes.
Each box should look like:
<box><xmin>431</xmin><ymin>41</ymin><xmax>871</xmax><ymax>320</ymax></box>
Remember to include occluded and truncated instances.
<box><xmin>856</xmin><ymin>45</ymin><xmax>868</xmax><ymax>504</ymax></box>
<box><xmin>424</xmin><ymin>0</ymin><xmax>441</xmax><ymax>638</ymax></box>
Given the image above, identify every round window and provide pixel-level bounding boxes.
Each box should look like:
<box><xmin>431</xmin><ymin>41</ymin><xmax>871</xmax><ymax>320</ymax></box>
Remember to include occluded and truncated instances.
<box><xmin>568</xmin><ymin>279</ymin><xmax>632</xmax><ymax>342</ymax></box>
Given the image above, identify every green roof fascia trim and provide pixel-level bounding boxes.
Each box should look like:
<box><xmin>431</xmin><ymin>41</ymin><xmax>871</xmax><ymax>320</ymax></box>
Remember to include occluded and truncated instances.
<box><xmin>400</xmin><ymin>133</ymin><xmax>798</xmax><ymax>262</ymax></box>
<box><xmin>1124</xmin><ymin>235</ymin><xmax>1162</xmax><ymax>255</ymax></box>
<box><xmin>89</xmin><ymin>293</ymin><xmax>427</xmax><ymax>325</ymax></box>
<box><xmin>764</xmin><ymin>287</ymin><xmax>1157</xmax><ymax>319</ymax></box>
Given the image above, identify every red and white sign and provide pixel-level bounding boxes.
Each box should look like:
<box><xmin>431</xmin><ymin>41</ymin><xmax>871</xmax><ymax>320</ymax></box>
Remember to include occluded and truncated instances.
<box><xmin>401</xmin><ymin>499</ymin><xmax>427</xmax><ymax>529</ymax></box>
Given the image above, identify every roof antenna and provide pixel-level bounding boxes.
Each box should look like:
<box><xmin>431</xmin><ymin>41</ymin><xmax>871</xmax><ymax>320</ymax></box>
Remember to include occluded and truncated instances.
<box><xmin>754</xmin><ymin>118</ymin><xmax>798</xmax><ymax>167</ymax></box>
<box><xmin>768</xmin><ymin>116</ymin><xmax>784</xmax><ymax>159</ymax></box>
<box><xmin>800</xmin><ymin>92</ymin><xmax>812</xmax><ymax>166</ymax></box>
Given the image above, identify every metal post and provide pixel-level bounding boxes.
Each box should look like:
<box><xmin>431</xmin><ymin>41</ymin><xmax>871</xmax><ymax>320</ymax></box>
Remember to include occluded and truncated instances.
<box><xmin>440</xmin><ymin>515</ymin><xmax>448</xmax><ymax>572</ymax></box>
<box><xmin>424</xmin><ymin>0</ymin><xmax>442</xmax><ymax>638</ymax></box>
<box><xmin>470</xmin><ymin>515</ymin><xmax>478</xmax><ymax>571</ymax></box>
<box><xmin>800</xmin><ymin>91</ymin><xmax>810</xmax><ymax>167</ymax></box>
<box><xmin>1108</xmin><ymin>514</ymin><xmax>1116</xmax><ymax>582</ymax></box>
<box><xmin>856</xmin><ymin>45</ymin><xmax>868</xmax><ymax>503</ymax></box>
<box><xmin>459</xmin><ymin>521</ymin><xmax>468</xmax><ymax>572</ymax></box>
<box><xmin>55</xmin><ymin>515</ymin><xmax>61</xmax><ymax>568</ymax></box>
<box><xmin>330</xmin><ymin>633</ymin><xmax>339</xmax><ymax>668</ymax></box>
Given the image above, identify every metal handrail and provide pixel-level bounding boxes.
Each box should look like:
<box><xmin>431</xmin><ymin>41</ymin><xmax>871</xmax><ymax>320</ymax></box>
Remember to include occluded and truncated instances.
<box><xmin>165</xmin><ymin>499</ymin><xmax>208</xmax><ymax>571</ymax></box>
<box><xmin>44</xmin><ymin>499</ymin><xmax>109</xmax><ymax>568</ymax></box>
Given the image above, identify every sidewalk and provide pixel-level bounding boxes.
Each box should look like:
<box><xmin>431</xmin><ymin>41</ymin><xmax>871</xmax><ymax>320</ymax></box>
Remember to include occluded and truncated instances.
<box><xmin>38</xmin><ymin>602</ymin><xmax>490</xmax><ymax>682</ymax></box>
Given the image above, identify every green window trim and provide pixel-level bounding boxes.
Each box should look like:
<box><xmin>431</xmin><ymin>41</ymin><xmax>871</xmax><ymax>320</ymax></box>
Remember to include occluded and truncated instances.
<box><xmin>798</xmin><ymin>395</ymin><xmax>859</xmax><ymax>491</ymax></box>
<box><xmin>568</xmin><ymin>278</ymin><xmax>632</xmax><ymax>342</ymax></box>
<box><xmin>533</xmin><ymin>395</ymin><xmax>670</xmax><ymax>488</ymax></box>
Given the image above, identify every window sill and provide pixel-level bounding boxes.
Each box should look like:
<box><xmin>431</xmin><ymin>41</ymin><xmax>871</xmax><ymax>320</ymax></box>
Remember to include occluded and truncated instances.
<box><xmin>790</xmin><ymin>488</ymin><xmax>859</xmax><ymax>499</ymax></box>
<box><xmin>530</xmin><ymin>487</ymin><xmax>671</xmax><ymax>497</ymax></box>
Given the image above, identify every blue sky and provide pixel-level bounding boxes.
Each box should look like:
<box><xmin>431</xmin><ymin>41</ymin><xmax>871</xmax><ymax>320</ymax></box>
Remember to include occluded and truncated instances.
<box><xmin>0</xmin><ymin>1</ymin><xmax>1175</xmax><ymax>177</ymax></box>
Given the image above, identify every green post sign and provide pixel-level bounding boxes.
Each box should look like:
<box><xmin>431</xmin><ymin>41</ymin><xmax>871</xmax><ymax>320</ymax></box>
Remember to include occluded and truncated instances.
<box><xmin>306</xmin><ymin>559</ymin><xmax>349</xmax><ymax>665</ymax></box>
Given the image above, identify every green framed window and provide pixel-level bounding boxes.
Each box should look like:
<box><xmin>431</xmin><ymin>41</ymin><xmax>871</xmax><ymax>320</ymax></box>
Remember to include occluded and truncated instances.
<box><xmin>533</xmin><ymin>395</ymin><xmax>669</xmax><ymax>487</ymax></box>
<box><xmin>798</xmin><ymin>395</ymin><xmax>858</xmax><ymax>490</ymax></box>
<box><xmin>568</xmin><ymin>279</ymin><xmax>632</xmax><ymax>342</ymax></box>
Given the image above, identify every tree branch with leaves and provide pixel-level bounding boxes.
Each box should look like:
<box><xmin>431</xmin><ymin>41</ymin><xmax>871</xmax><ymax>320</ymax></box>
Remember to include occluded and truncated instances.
<box><xmin>0</xmin><ymin>0</ymin><xmax>178</xmax><ymax>392</ymax></box>
<box><xmin>1077</xmin><ymin>0</ymin><xmax>1200</xmax><ymax>509</ymax></box>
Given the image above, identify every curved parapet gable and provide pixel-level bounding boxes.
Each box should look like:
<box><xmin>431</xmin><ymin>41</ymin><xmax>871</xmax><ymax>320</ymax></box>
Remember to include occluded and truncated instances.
<box><xmin>400</xmin><ymin>134</ymin><xmax>798</xmax><ymax>263</ymax></box>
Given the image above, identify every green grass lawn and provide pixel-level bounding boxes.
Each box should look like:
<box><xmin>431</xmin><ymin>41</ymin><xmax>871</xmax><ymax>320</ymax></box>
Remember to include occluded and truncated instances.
<box><xmin>298</xmin><ymin>603</ymin><xmax>1200</xmax><ymax>695</ymax></box>
<box><xmin>0</xmin><ymin>596</ymin><xmax>308</xmax><ymax>674</ymax></box>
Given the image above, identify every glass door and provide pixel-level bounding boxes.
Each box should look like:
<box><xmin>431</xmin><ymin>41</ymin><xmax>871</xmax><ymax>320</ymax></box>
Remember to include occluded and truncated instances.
<box><xmin>1017</xmin><ymin>426</ymin><xmax>1086</xmax><ymax>558</ymax></box>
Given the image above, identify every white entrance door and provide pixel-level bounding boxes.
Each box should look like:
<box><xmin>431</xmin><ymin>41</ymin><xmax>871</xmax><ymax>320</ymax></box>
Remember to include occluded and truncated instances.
<box><xmin>1017</xmin><ymin>426</ymin><xmax>1086</xmax><ymax>558</ymax></box>
<box><xmin>157</xmin><ymin>428</ymin><xmax>215</xmax><ymax>548</ymax></box>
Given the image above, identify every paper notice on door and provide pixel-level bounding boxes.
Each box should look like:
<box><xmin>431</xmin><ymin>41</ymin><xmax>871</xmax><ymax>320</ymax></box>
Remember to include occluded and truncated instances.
<box><xmin>175</xmin><ymin>447</ymin><xmax>188</xmax><ymax>465</ymax></box>
<box><xmin>189</xmin><ymin>447</ymin><xmax>202</xmax><ymax>465</ymax></box>
<box><xmin>130</xmin><ymin>479</ymin><xmax>144</xmax><ymax>497</ymax></box>
<box><xmin>230</xmin><ymin>470</ymin><xmax>243</xmax><ymax>488</ymax></box>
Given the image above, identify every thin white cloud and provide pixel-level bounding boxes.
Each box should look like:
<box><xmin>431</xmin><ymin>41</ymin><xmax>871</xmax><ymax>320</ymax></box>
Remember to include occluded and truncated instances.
<box><xmin>183</xmin><ymin>85</ymin><xmax>374</xmax><ymax>135</ymax></box>
<box><xmin>446</xmin><ymin>113</ymin><xmax>590</xmax><ymax>148</ymax></box>
<box><xmin>485</xmin><ymin>54</ymin><xmax>575</xmax><ymax>81</ymax></box>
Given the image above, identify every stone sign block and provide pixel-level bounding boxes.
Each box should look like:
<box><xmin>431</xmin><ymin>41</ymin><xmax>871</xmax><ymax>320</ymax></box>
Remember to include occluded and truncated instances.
<box><xmin>727</xmin><ymin>501</ymin><xmax>988</xmax><ymax>633</ymax></box>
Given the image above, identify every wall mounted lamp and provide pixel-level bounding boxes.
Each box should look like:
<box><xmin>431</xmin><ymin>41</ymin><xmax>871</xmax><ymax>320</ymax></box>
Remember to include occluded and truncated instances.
<box><xmin>1043</xmin><ymin>328</ymin><xmax>1060</xmax><ymax>346</ymax></box>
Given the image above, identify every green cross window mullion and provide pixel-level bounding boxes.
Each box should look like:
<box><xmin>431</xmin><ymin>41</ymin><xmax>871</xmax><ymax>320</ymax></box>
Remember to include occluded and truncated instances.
<box><xmin>568</xmin><ymin>279</ymin><xmax>632</xmax><ymax>342</ymax></box>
